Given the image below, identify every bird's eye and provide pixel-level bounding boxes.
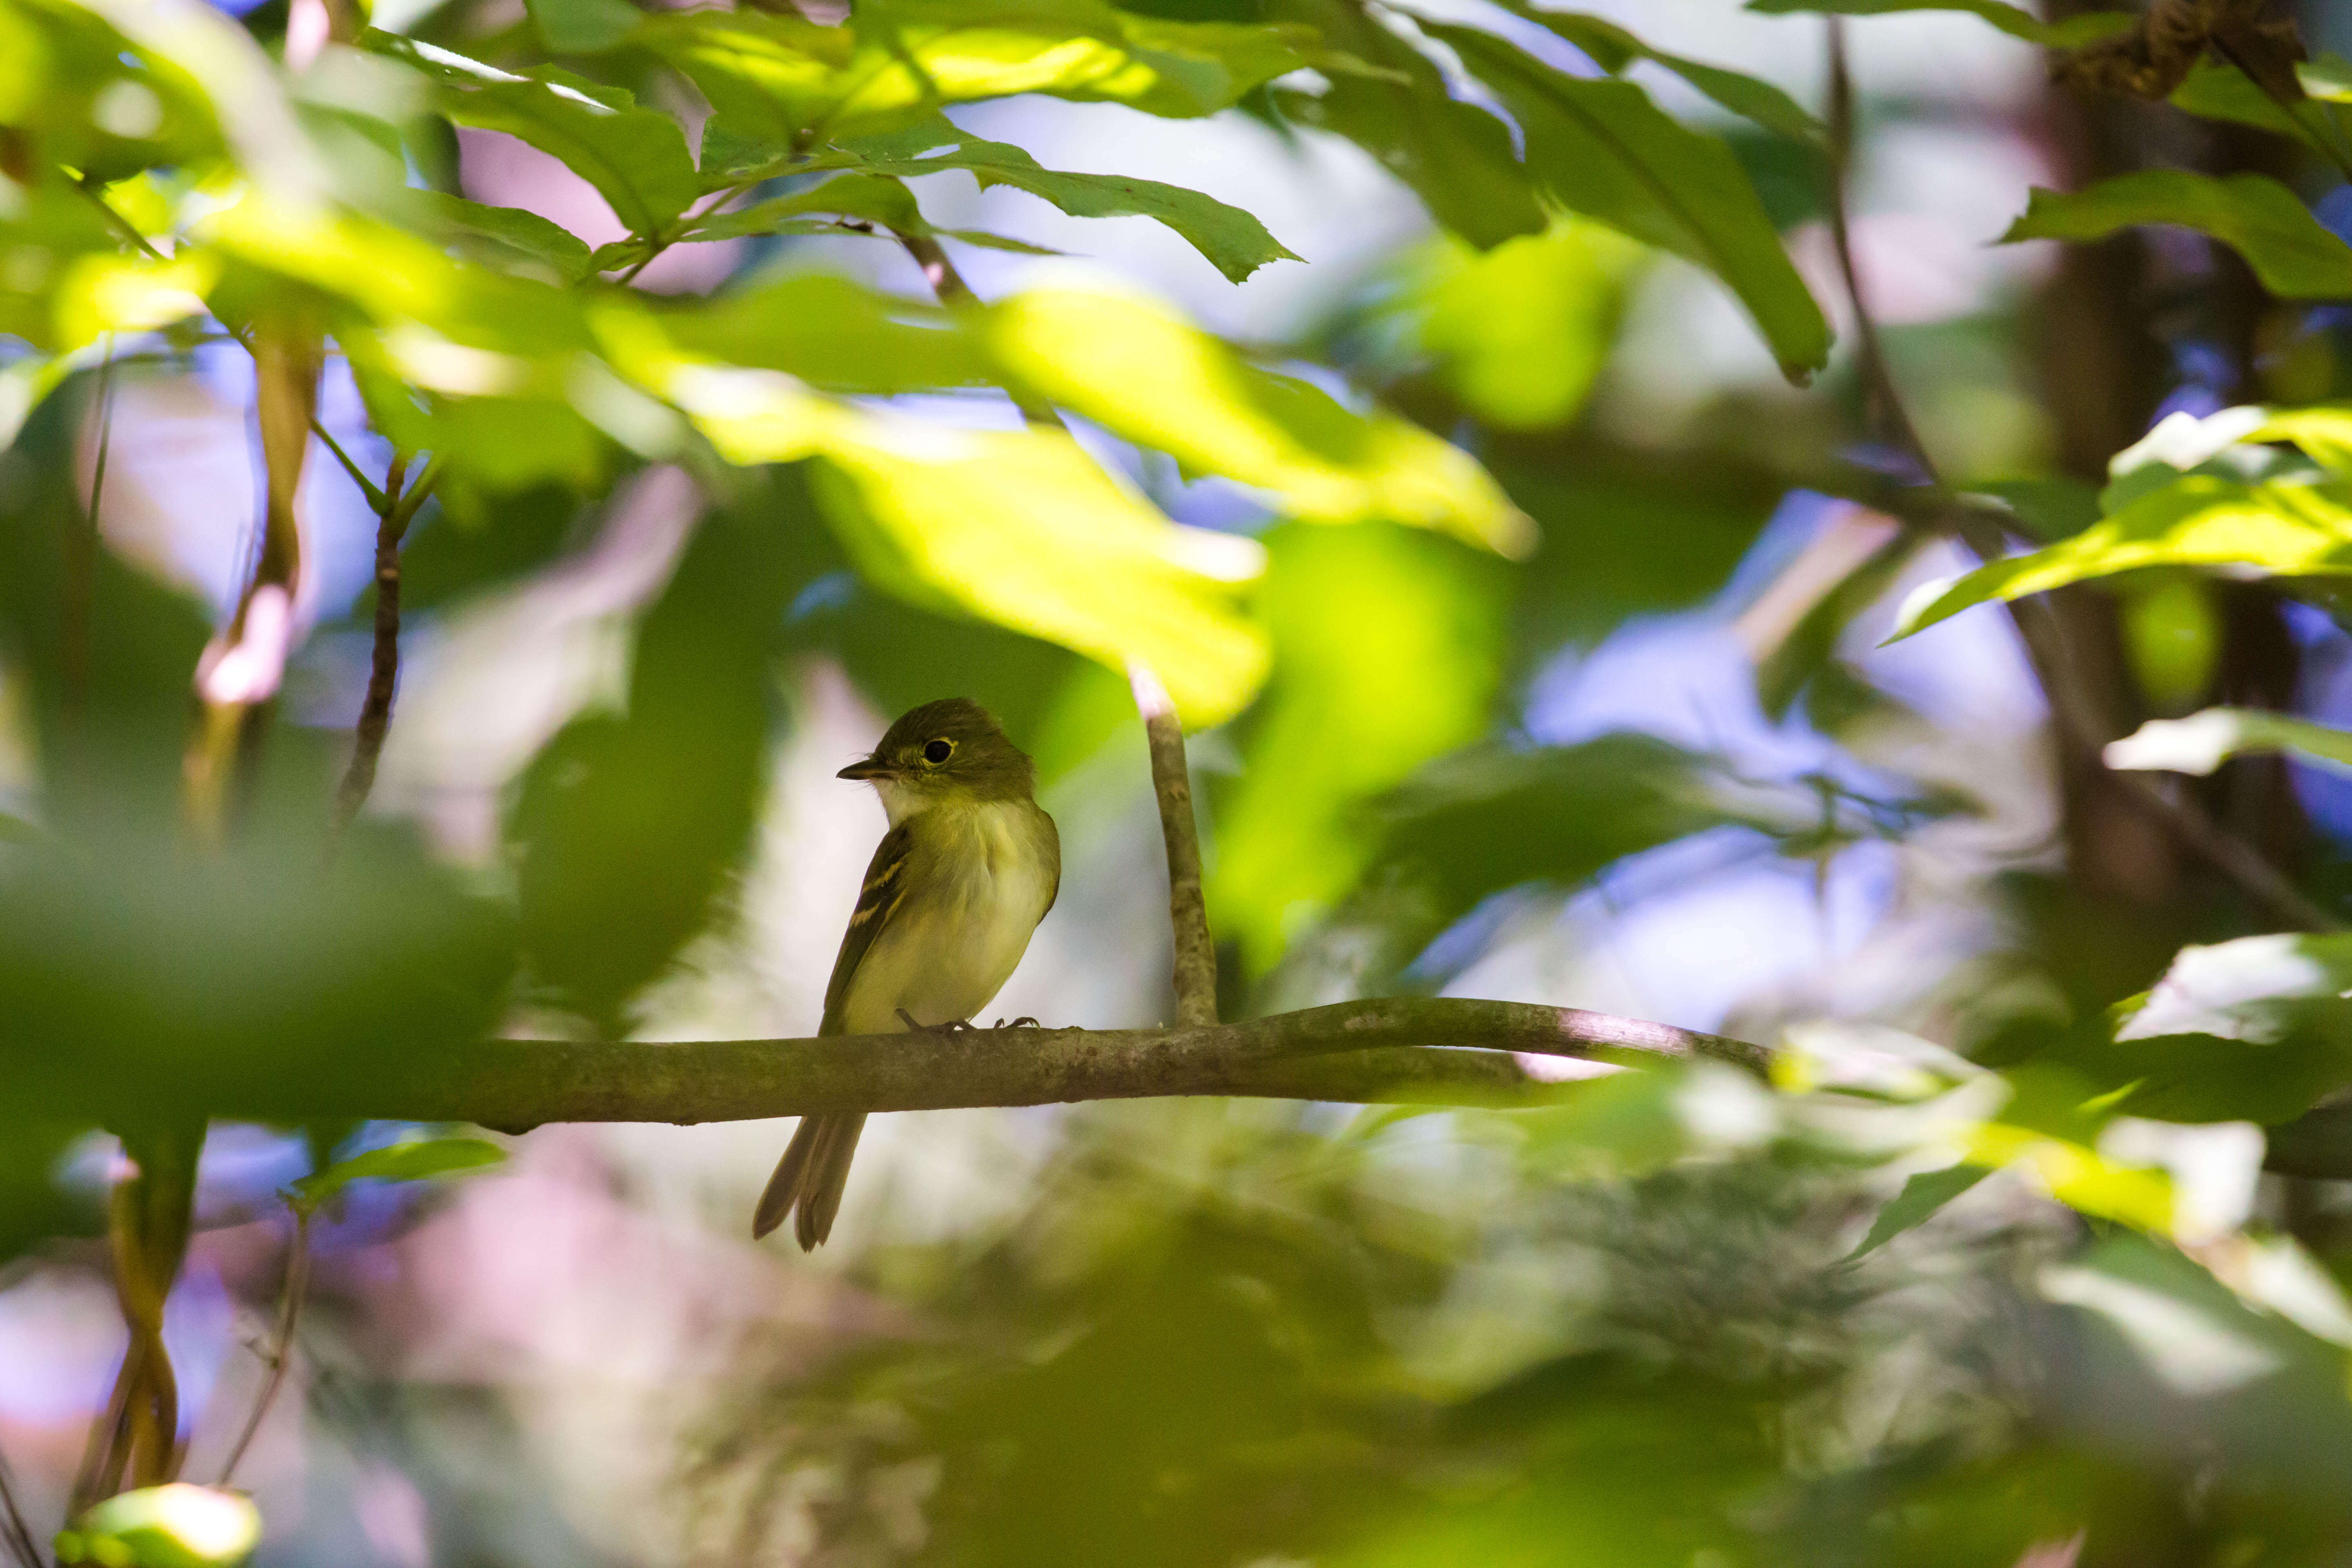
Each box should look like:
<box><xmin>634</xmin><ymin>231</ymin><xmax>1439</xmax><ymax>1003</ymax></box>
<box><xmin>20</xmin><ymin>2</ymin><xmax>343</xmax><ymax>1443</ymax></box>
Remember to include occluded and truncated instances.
<box><xmin>923</xmin><ymin>738</ymin><xmax>954</xmax><ymax>765</ymax></box>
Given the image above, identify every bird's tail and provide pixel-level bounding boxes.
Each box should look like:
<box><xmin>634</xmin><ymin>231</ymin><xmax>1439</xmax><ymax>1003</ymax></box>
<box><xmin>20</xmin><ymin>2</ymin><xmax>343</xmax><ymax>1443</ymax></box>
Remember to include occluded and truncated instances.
<box><xmin>753</xmin><ymin>1112</ymin><xmax>868</xmax><ymax>1249</ymax></box>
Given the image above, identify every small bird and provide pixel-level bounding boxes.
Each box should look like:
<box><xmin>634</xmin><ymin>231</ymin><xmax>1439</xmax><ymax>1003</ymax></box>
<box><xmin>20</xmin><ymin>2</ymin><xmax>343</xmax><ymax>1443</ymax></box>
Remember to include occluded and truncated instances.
<box><xmin>755</xmin><ymin>698</ymin><xmax>1060</xmax><ymax>1249</ymax></box>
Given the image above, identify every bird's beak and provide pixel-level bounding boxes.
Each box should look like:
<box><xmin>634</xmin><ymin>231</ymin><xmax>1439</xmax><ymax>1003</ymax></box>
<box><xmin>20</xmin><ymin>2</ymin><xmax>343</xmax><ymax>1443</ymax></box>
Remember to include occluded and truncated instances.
<box><xmin>837</xmin><ymin>756</ymin><xmax>891</xmax><ymax>781</ymax></box>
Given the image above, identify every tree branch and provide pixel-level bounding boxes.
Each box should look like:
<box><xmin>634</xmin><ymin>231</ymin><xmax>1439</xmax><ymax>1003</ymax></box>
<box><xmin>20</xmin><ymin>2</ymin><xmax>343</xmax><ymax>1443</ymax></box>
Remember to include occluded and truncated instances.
<box><xmin>16</xmin><ymin>999</ymin><xmax>1763</xmax><ymax>1129</ymax></box>
<box><xmin>331</xmin><ymin>452</ymin><xmax>412</xmax><ymax>840</ymax></box>
<box><xmin>1130</xmin><ymin>665</ymin><xmax>1221</xmax><ymax>1027</ymax></box>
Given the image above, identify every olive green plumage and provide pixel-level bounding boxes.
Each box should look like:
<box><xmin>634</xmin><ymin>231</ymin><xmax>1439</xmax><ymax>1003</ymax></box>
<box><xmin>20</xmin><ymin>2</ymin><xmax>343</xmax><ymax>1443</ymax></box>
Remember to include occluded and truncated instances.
<box><xmin>755</xmin><ymin>698</ymin><xmax>1060</xmax><ymax>1249</ymax></box>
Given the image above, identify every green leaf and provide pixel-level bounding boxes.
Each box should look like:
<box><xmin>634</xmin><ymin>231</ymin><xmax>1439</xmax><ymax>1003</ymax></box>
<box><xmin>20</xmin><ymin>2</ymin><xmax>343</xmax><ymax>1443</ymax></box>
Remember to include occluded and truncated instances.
<box><xmin>366</xmin><ymin>31</ymin><xmax>699</xmax><ymax>238</ymax></box>
<box><xmin>527</xmin><ymin>0</ymin><xmax>642</xmax><ymax>53</ymax></box>
<box><xmin>2168</xmin><ymin>57</ymin><xmax>2316</xmax><ymax>147</ymax></box>
<box><xmin>2120</xmin><ymin>933</ymin><xmax>2352</xmax><ymax>1045</ymax></box>
<box><xmin>810</xmin><ymin>425</ymin><xmax>1272</xmax><ymax>726</ymax></box>
<box><xmin>1432</xmin><ymin>25</ymin><xmax>1832</xmax><ymax>382</ymax></box>
<box><xmin>1271</xmin><ymin>14</ymin><xmax>1545</xmax><ymax>250</ymax></box>
<box><xmin>55</xmin><ymin>1485</ymin><xmax>261</xmax><ymax>1568</ymax></box>
<box><xmin>2001</xmin><ymin>173</ymin><xmax>2352</xmax><ymax>301</ymax></box>
<box><xmin>2107</xmin><ymin>708</ymin><xmax>2352</xmax><ymax>779</ymax></box>
<box><xmin>1891</xmin><ymin>477</ymin><xmax>2352</xmax><ymax>638</ymax></box>
<box><xmin>514</xmin><ymin>505</ymin><xmax>797</xmax><ymax>1027</ymax></box>
<box><xmin>291</xmin><ymin>1135</ymin><xmax>508</xmax><ymax>1209</ymax></box>
<box><xmin>608</xmin><ymin>273</ymin><xmax>1000</xmax><ymax>395</ymax></box>
<box><xmin>984</xmin><ymin>287</ymin><xmax>1533</xmax><ymax>553</ymax></box>
<box><xmin>666</xmin><ymin>172</ymin><xmax>1060</xmax><ymax>256</ymax></box>
<box><xmin>1847</xmin><ymin>1164</ymin><xmax>1988</xmax><ymax>1259</ymax></box>
<box><xmin>815</xmin><ymin>125</ymin><xmax>1298</xmax><ymax>284</ymax></box>
<box><xmin>637</xmin><ymin>0</ymin><xmax>1312</xmax><ymax>150</ymax></box>
<box><xmin>1742</xmin><ymin>0</ymin><xmax>2132</xmax><ymax>49</ymax></box>
<box><xmin>1505</xmin><ymin>6</ymin><xmax>1826</xmax><ymax>145</ymax></box>
<box><xmin>1213</xmin><ymin>523</ymin><xmax>1508</xmax><ymax>971</ymax></box>
<box><xmin>1405</xmin><ymin>220</ymin><xmax>1642</xmax><ymax>431</ymax></box>
<box><xmin>395</xmin><ymin>187</ymin><xmax>594</xmax><ymax>283</ymax></box>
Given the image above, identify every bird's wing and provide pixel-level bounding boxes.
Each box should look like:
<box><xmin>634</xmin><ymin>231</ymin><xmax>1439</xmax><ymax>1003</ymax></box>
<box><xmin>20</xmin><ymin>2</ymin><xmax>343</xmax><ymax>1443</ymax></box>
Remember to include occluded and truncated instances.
<box><xmin>819</xmin><ymin>821</ymin><xmax>916</xmax><ymax>1037</ymax></box>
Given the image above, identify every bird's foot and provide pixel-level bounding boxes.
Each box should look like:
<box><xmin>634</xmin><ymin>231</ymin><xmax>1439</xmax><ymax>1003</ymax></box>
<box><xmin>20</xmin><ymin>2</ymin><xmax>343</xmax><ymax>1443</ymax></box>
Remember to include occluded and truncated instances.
<box><xmin>992</xmin><ymin>1016</ymin><xmax>1044</xmax><ymax>1029</ymax></box>
<box><xmin>897</xmin><ymin>1009</ymin><xmax>977</xmax><ymax>1033</ymax></box>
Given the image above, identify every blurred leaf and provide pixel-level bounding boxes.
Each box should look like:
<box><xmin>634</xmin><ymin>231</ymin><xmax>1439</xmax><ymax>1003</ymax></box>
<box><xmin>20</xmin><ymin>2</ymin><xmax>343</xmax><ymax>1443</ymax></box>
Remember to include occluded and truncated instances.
<box><xmin>1504</xmin><ymin>5</ymin><xmax>1826</xmax><ymax>145</ymax></box>
<box><xmin>616</xmin><ymin>272</ymin><xmax>998</xmax><ymax>396</ymax></box>
<box><xmin>55</xmin><ymin>1484</ymin><xmax>260</xmax><ymax>1568</ymax></box>
<box><xmin>1404</xmin><ymin>220</ymin><xmax>1642</xmax><ymax>432</ymax></box>
<box><xmin>986</xmin><ymin>287</ymin><xmax>1532</xmax><ymax>552</ymax></box>
<box><xmin>1213</xmin><ymin>523</ymin><xmax>1508</xmax><ymax>969</ymax></box>
<box><xmin>1893</xmin><ymin>478</ymin><xmax>2352</xmax><ymax>639</ymax></box>
<box><xmin>2117</xmin><ymin>575</ymin><xmax>2220</xmax><ymax>711</ymax></box>
<box><xmin>806</xmin><ymin>122</ymin><xmax>1297</xmax><ymax>283</ymax></box>
<box><xmin>0</xmin><ymin>828</ymin><xmax>516</xmax><ymax>1125</ymax></box>
<box><xmin>1268</xmin><ymin>0</ymin><xmax>1546</xmax><ymax>249</ymax></box>
<box><xmin>1969</xmin><ymin>477</ymin><xmax>2102</xmax><ymax>543</ymax></box>
<box><xmin>527</xmin><ymin>0</ymin><xmax>641</xmax><ymax>53</ymax></box>
<box><xmin>1849</xmin><ymin>1164</ymin><xmax>1987</xmax><ymax>1258</ymax></box>
<box><xmin>367</xmin><ymin>31</ymin><xmax>699</xmax><ymax>238</ymax></box>
<box><xmin>1742</xmin><ymin>0</ymin><xmax>2133</xmax><ymax>49</ymax></box>
<box><xmin>1369</xmin><ymin>732</ymin><xmax>1817</xmax><ymax>948</ymax></box>
<box><xmin>514</xmin><ymin>503</ymin><xmax>793</xmax><ymax>1027</ymax></box>
<box><xmin>2169</xmin><ymin>56</ymin><xmax>2317</xmax><ymax>146</ymax></box>
<box><xmin>291</xmin><ymin>1134</ymin><xmax>506</xmax><ymax>1209</ymax></box>
<box><xmin>2107</xmin><ymin>707</ymin><xmax>2352</xmax><ymax>778</ymax></box>
<box><xmin>812</xmin><ymin>425</ymin><xmax>1272</xmax><ymax>727</ymax></box>
<box><xmin>2002</xmin><ymin>174</ymin><xmax>2352</xmax><ymax>301</ymax></box>
<box><xmin>1432</xmin><ymin>24</ymin><xmax>1833</xmax><ymax>382</ymax></box>
<box><xmin>2119</xmin><ymin>933</ymin><xmax>2352</xmax><ymax>1045</ymax></box>
<box><xmin>394</xmin><ymin>187</ymin><xmax>593</xmax><ymax>283</ymax></box>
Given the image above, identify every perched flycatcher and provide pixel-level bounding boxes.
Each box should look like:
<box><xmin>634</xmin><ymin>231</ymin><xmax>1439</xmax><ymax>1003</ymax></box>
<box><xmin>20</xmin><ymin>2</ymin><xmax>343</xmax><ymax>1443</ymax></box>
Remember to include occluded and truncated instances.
<box><xmin>754</xmin><ymin>698</ymin><xmax>1061</xmax><ymax>1249</ymax></box>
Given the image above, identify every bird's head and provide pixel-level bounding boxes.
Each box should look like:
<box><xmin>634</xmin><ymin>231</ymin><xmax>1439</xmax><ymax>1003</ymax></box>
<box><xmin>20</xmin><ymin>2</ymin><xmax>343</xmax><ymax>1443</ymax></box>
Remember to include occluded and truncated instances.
<box><xmin>839</xmin><ymin>698</ymin><xmax>1037</xmax><ymax>821</ymax></box>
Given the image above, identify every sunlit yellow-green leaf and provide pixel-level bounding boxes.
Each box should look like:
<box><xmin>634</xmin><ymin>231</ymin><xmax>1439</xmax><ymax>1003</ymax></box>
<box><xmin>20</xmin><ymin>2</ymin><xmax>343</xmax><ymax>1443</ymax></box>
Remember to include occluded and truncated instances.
<box><xmin>1408</xmin><ymin>219</ymin><xmax>1642</xmax><ymax>432</ymax></box>
<box><xmin>55</xmin><ymin>1485</ymin><xmax>261</xmax><ymax>1568</ymax></box>
<box><xmin>1213</xmin><ymin>523</ymin><xmax>1507</xmax><ymax>970</ymax></box>
<box><xmin>1893</xmin><ymin>477</ymin><xmax>2352</xmax><ymax>638</ymax></box>
<box><xmin>1966</xmin><ymin>1123</ymin><xmax>2173</xmax><ymax>1234</ymax></box>
<box><xmin>987</xmin><ymin>288</ymin><xmax>1532</xmax><ymax>555</ymax></box>
<box><xmin>50</xmin><ymin>249</ymin><xmax>216</xmax><ymax>352</ymax></box>
<box><xmin>814</xmin><ymin>421</ymin><xmax>1270</xmax><ymax>726</ymax></box>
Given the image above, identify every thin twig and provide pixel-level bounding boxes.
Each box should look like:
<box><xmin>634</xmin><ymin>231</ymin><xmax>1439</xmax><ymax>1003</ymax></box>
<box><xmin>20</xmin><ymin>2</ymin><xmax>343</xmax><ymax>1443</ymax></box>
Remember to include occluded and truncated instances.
<box><xmin>215</xmin><ymin>1204</ymin><xmax>312</xmax><ymax>1488</ymax></box>
<box><xmin>1130</xmin><ymin>664</ymin><xmax>1220</xmax><ymax>1027</ymax></box>
<box><xmin>0</xmin><ymin>1442</ymin><xmax>42</xmax><ymax>1568</ymax></box>
<box><xmin>330</xmin><ymin>451</ymin><xmax>412</xmax><ymax>840</ymax></box>
<box><xmin>1823</xmin><ymin>18</ymin><xmax>2339</xmax><ymax>933</ymax></box>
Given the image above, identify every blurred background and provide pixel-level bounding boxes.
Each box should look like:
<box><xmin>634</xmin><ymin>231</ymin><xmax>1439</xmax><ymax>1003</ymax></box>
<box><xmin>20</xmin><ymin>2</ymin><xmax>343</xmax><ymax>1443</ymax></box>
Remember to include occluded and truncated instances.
<box><xmin>11</xmin><ymin>0</ymin><xmax>2352</xmax><ymax>1561</ymax></box>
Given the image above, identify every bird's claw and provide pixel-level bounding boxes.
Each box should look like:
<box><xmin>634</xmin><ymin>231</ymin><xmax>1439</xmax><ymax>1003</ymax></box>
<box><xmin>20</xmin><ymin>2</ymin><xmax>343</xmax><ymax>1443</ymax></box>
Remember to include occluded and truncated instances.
<box><xmin>993</xmin><ymin>1016</ymin><xmax>1043</xmax><ymax>1029</ymax></box>
<box><xmin>897</xmin><ymin>1009</ymin><xmax>978</xmax><ymax>1033</ymax></box>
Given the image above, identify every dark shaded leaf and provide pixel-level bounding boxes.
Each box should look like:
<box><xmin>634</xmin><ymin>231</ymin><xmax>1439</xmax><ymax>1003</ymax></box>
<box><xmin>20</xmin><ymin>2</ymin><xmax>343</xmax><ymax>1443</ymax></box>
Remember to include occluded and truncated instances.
<box><xmin>1743</xmin><ymin>0</ymin><xmax>2132</xmax><ymax>49</ymax></box>
<box><xmin>1849</xmin><ymin>1164</ymin><xmax>1988</xmax><ymax>1258</ymax></box>
<box><xmin>513</xmin><ymin>496</ymin><xmax>796</xmax><ymax>1029</ymax></box>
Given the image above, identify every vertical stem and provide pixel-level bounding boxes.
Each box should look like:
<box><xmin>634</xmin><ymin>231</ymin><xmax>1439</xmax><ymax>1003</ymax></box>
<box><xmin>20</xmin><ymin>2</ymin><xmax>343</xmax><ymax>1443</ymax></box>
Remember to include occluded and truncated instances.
<box><xmin>331</xmin><ymin>452</ymin><xmax>418</xmax><ymax>840</ymax></box>
<box><xmin>1130</xmin><ymin>664</ymin><xmax>1218</xmax><ymax>1028</ymax></box>
<box><xmin>216</xmin><ymin>1204</ymin><xmax>312</xmax><ymax>1488</ymax></box>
